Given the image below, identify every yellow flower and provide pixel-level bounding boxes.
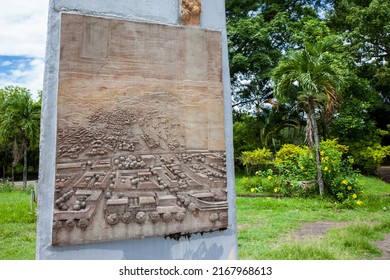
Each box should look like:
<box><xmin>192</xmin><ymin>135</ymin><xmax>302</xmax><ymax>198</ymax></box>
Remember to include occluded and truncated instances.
<box><xmin>342</xmin><ymin>180</ymin><xmax>348</xmax><ymax>185</ymax></box>
<box><xmin>347</xmin><ymin>186</ymin><xmax>352</xmax><ymax>190</ymax></box>
<box><xmin>300</xmin><ymin>166</ymin><xmax>305</xmax><ymax>170</ymax></box>
<box><xmin>324</xmin><ymin>166</ymin><xmax>329</xmax><ymax>172</ymax></box>
<box><xmin>268</xmin><ymin>175</ymin><xmax>273</xmax><ymax>180</ymax></box>
<box><xmin>357</xmin><ymin>200</ymin><xmax>363</xmax><ymax>206</ymax></box>
<box><xmin>320</xmin><ymin>151</ymin><xmax>325</xmax><ymax>156</ymax></box>
<box><xmin>274</xmin><ymin>188</ymin><xmax>278</xmax><ymax>193</ymax></box>
<box><xmin>352</xmin><ymin>193</ymin><xmax>357</xmax><ymax>199</ymax></box>
<box><xmin>250</xmin><ymin>188</ymin><xmax>255</xmax><ymax>193</ymax></box>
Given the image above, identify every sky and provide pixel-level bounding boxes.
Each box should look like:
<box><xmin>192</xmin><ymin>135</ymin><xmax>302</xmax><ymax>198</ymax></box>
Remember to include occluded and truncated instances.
<box><xmin>0</xmin><ymin>0</ymin><xmax>49</xmax><ymax>99</ymax></box>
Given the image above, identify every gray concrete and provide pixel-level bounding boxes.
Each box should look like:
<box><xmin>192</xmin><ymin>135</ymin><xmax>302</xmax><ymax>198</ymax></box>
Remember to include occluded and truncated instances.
<box><xmin>37</xmin><ymin>0</ymin><xmax>237</xmax><ymax>260</ymax></box>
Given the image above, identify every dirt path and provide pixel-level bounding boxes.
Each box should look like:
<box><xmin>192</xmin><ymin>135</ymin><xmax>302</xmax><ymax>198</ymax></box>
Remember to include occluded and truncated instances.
<box><xmin>290</xmin><ymin>221</ymin><xmax>390</xmax><ymax>260</ymax></box>
<box><xmin>292</xmin><ymin>221</ymin><xmax>348</xmax><ymax>239</ymax></box>
<box><xmin>239</xmin><ymin>220</ymin><xmax>390</xmax><ymax>259</ymax></box>
<box><xmin>374</xmin><ymin>234</ymin><xmax>390</xmax><ymax>260</ymax></box>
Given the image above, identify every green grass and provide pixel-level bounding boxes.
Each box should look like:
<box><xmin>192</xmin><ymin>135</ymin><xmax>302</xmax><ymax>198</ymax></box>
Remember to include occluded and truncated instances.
<box><xmin>236</xmin><ymin>175</ymin><xmax>390</xmax><ymax>259</ymax></box>
<box><xmin>0</xmin><ymin>186</ymin><xmax>36</xmax><ymax>260</ymax></box>
<box><xmin>0</xmin><ymin>175</ymin><xmax>389</xmax><ymax>260</ymax></box>
<box><xmin>360</xmin><ymin>176</ymin><xmax>390</xmax><ymax>195</ymax></box>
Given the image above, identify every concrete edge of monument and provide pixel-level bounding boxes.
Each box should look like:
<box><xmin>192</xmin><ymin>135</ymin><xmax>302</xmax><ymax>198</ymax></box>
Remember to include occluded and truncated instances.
<box><xmin>37</xmin><ymin>0</ymin><xmax>237</xmax><ymax>260</ymax></box>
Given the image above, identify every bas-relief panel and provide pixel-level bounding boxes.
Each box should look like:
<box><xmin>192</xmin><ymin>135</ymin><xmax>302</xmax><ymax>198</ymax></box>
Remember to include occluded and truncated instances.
<box><xmin>52</xmin><ymin>13</ymin><xmax>227</xmax><ymax>246</ymax></box>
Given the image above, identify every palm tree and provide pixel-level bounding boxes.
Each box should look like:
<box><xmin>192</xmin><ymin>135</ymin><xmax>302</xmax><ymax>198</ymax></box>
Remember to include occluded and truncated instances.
<box><xmin>0</xmin><ymin>86</ymin><xmax>41</xmax><ymax>189</ymax></box>
<box><xmin>257</xmin><ymin>104</ymin><xmax>301</xmax><ymax>152</ymax></box>
<box><xmin>272</xmin><ymin>39</ymin><xmax>346</xmax><ymax>196</ymax></box>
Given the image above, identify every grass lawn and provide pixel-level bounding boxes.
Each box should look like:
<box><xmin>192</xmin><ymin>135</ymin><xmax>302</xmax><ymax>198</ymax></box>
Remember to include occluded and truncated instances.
<box><xmin>236</xmin><ymin>175</ymin><xmax>390</xmax><ymax>259</ymax></box>
<box><xmin>0</xmin><ymin>176</ymin><xmax>389</xmax><ymax>260</ymax></box>
<box><xmin>0</xmin><ymin>186</ymin><xmax>36</xmax><ymax>260</ymax></box>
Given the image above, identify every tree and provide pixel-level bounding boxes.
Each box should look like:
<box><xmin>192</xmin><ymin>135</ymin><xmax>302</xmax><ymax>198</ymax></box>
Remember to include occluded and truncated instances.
<box><xmin>272</xmin><ymin>39</ymin><xmax>347</xmax><ymax>196</ymax></box>
<box><xmin>227</xmin><ymin>0</ymin><xmax>389</xmax><ymax>177</ymax></box>
<box><xmin>227</xmin><ymin>0</ymin><xmax>334</xmax><ymax>112</ymax></box>
<box><xmin>0</xmin><ymin>86</ymin><xmax>41</xmax><ymax>189</ymax></box>
<box><xmin>328</xmin><ymin>0</ymin><xmax>390</xmax><ymax>135</ymax></box>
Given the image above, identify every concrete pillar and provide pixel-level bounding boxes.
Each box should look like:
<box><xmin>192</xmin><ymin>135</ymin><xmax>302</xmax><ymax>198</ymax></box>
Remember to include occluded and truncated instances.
<box><xmin>37</xmin><ymin>0</ymin><xmax>237</xmax><ymax>260</ymax></box>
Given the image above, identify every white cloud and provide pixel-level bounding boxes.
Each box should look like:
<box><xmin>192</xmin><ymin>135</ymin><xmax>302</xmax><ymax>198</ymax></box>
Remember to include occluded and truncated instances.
<box><xmin>0</xmin><ymin>0</ymin><xmax>48</xmax><ymax>98</ymax></box>
<box><xmin>0</xmin><ymin>58</ymin><xmax>44</xmax><ymax>99</ymax></box>
<box><xmin>0</xmin><ymin>0</ymin><xmax>49</xmax><ymax>57</ymax></box>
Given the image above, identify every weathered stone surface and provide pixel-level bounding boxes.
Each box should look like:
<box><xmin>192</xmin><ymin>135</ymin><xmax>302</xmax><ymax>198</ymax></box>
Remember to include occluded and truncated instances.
<box><xmin>52</xmin><ymin>13</ymin><xmax>227</xmax><ymax>246</ymax></box>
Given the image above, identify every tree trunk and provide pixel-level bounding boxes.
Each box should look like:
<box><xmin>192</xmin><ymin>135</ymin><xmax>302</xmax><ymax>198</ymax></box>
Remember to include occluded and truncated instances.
<box><xmin>23</xmin><ymin>139</ymin><xmax>28</xmax><ymax>190</ymax></box>
<box><xmin>11</xmin><ymin>136</ymin><xmax>17</xmax><ymax>185</ymax></box>
<box><xmin>11</xmin><ymin>166</ymin><xmax>14</xmax><ymax>185</ymax></box>
<box><xmin>308</xmin><ymin>98</ymin><xmax>325</xmax><ymax>196</ymax></box>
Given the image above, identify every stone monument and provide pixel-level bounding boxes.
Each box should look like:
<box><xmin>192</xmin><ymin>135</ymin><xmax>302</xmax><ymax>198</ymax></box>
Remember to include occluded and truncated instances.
<box><xmin>37</xmin><ymin>0</ymin><xmax>237</xmax><ymax>259</ymax></box>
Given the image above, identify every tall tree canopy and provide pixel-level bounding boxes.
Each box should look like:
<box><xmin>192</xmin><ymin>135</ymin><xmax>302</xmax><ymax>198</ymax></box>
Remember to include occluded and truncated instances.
<box><xmin>227</xmin><ymin>0</ymin><xmax>390</xmax><ymax>173</ymax></box>
<box><xmin>0</xmin><ymin>86</ymin><xmax>41</xmax><ymax>188</ymax></box>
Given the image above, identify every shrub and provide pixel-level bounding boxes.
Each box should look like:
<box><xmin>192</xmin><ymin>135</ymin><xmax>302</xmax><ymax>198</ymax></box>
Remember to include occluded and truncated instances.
<box><xmin>330</xmin><ymin>175</ymin><xmax>365</xmax><ymax>208</ymax></box>
<box><xmin>272</xmin><ymin>140</ymin><xmax>365</xmax><ymax>206</ymax></box>
<box><xmin>240</xmin><ymin>176</ymin><xmax>262</xmax><ymax>193</ymax></box>
<box><xmin>255</xmin><ymin>169</ymin><xmax>283</xmax><ymax>194</ymax></box>
<box><xmin>349</xmin><ymin>142</ymin><xmax>390</xmax><ymax>173</ymax></box>
<box><xmin>241</xmin><ymin>147</ymin><xmax>273</xmax><ymax>174</ymax></box>
<box><xmin>274</xmin><ymin>144</ymin><xmax>317</xmax><ymax>182</ymax></box>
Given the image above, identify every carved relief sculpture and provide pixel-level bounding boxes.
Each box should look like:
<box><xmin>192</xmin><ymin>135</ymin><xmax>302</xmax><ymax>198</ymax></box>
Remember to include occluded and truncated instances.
<box><xmin>180</xmin><ymin>0</ymin><xmax>201</xmax><ymax>26</ymax></box>
<box><xmin>52</xmin><ymin>13</ymin><xmax>228</xmax><ymax>246</ymax></box>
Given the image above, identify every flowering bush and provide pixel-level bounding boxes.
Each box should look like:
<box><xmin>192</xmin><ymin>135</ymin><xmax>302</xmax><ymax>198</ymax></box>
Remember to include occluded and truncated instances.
<box><xmin>255</xmin><ymin>169</ymin><xmax>283</xmax><ymax>194</ymax></box>
<box><xmin>240</xmin><ymin>139</ymin><xmax>365</xmax><ymax>207</ymax></box>
<box><xmin>330</xmin><ymin>175</ymin><xmax>365</xmax><ymax>208</ymax></box>
<box><xmin>274</xmin><ymin>144</ymin><xmax>317</xmax><ymax>182</ymax></box>
<box><xmin>273</xmin><ymin>140</ymin><xmax>365</xmax><ymax>205</ymax></box>
<box><xmin>240</xmin><ymin>176</ymin><xmax>262</xmax><ymax>193</ymax></box>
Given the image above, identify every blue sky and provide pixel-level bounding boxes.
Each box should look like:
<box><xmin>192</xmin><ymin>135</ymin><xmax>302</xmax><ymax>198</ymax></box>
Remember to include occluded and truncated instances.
<box><xmin>0</xmin><ymin>0</ymin><xmax>49</xmax><ymax>99</ymax></box>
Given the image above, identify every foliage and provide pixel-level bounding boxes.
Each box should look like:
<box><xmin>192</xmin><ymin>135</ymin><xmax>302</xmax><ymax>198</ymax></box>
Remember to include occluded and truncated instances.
<box><xmin>227</xmin><ymin>1</ymin><xmax>390</xmax><ymax>171</ymax></box>
<box><xmin>227</xmin><ymin>0</ymin><xmax>331</xmax><ymax>113</ymax></box>
<box><xmin>0</xmin><ymin>86</ymin><xmax>41</xmax><ymax>188</ymax></box>
<box><xmin>244</xmin><ymin>139</ymin><xmax>365</xmax><ymax>206</ymax></box>
<box><xmin>329</xmin><ymin>96</ymin><xmax>390</xmax><ymax>173</ymax></box>
<box><xmin>330</xmin><ymin>0</ymin><xmax>390</xmax><ymax>140</ymax></box>
<box><xmin>271</xmin><ymin>38</ymin><xmax>348</xmax><ymax>145</ymax></box>
<box><xmin>271</xmin><ymin>38</ymin><xmax>349</xmax><ymax>196</ymax></box>
<box><xmin>348</xmin><ymin>140</ymin><xmax>390</xmax><ymax>173</ymax></box>
<box><xmin>0</xmin><ymin>181</ymin><xmax>16</xmax><ymax>192</ymax></box>
<box><xmin>233</xmin><ymin>113</ymin><xmax>262</xmax><ymax>160</ymax></box>
<box><xmin>240</xmin><ymin>147</ymin><xmax>273</xmax><ymax>174</ymax></box>
<box><xmin>233</xmin><ymin>104</ymin><xmax>304</xmax><ymax>167</ymax></box>
<box><xmin>240</xmin><ymin>176</ymin><xmax>263</xmax><ymax>193</ymax></box>
<box><xmin>329</xmin><ymin>98</ymin><xmax>377</xmax><ymax>143</ymax></box>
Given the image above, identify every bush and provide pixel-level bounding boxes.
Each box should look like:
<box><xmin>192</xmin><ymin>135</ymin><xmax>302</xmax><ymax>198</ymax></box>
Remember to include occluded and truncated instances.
<box><xmin>274</xmin><ymin>144</ymin><xmax>317</xmax><ymax>182</ymax></box>
<box><xmin>240</xmin><ymin>139</ymin><xmax>366</xmax><ymax>206</ymax></box>
<box><xmin>240</xmin><ymin>176</ymin><xmax>262</xmax><ymax>193</ymax></box>
<box><xmin>272</xmin><ymin>140</ymin><xmax>365</xmax><ymax>206</ymax></box>
<box><xmin>241</xmin><ymin>147</ymin><xmax>273</xmax><ymax>174</ymax></box>
<box><xmin>349</xmin><ymin>142</ymin><xmax>390</xmax><ymax>173</ymax></box>
<box><xmin>330</xmin><ymin>175</ymin><xmax>365</xmax><ymax>208</ymax></box>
